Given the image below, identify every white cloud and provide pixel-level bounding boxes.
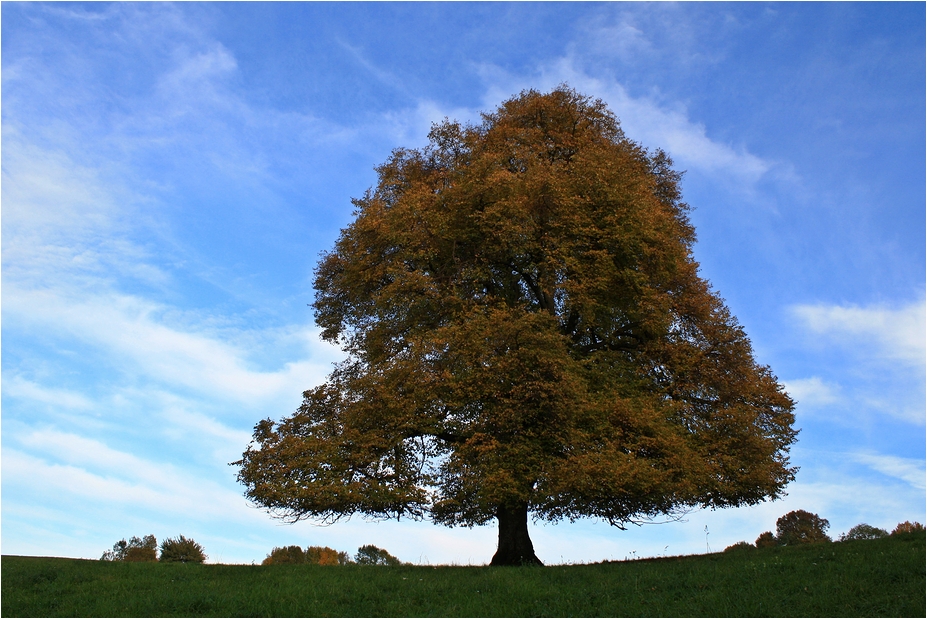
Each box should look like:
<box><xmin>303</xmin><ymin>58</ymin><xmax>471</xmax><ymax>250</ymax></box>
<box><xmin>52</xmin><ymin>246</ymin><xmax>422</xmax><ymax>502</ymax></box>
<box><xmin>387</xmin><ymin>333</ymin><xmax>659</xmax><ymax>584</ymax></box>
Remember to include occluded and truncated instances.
<box><xmin>5</xmin><ymin>433</ymin><xmax>252</xmax><ymax>523</ymax></box>
<box><xmin>858</xmin><ymin>396</ymin><xmax>924</xmax><ymax>427</ymax></box>
<box><xmin>792</xmin><ymin>300</ymin><xmax>926</xmax><ymax>367</ymax></box>
<box><xmin>591</xmin><ymin>20</ymin><xmax>653</xmax><ymax>63</ymax></box>
<box><xmin>161</xmin><ymin>406</ymin><xmax>253</xmax><ymax>447</ymax></box>
<box><xmin>379</xmin><ymin>99</ymin><xmax>482</xmax><ymax>149</ymax></box>
<box><xmin>781</xmin><ymin>376</ymin><xmax>841</xmax><ymax>408</ymax></box>
<box><xmin>588</xmin><ymin>79</ymin><xmax>771</xmax><ymax>182</ymax></box>
<box><xmin>166</xmin><ymin>43</ymin><xmax>237</xmax><ymax>85</ymax></box>
<box><xmin>41</xmin><ymin>4</ymin><xmax>114</xmax><ymax>22</ymax></box>
<box><xmin>1</xmin><ymin>129</ymin><xmax>122</xmax><ymax>241</ymax></box>
<box><xmin>852</xmin><ymin>453</ymin><xmax>926</xmax><ymax>491</ymax></box>
<box><xmin>3</xmin><ymin>283</ymin><xmax>341</xmax><ymax>407</ymax></box>
<box><xmin>475</xmin><ymin>58</ymin><xmax>778</xmax><ymax>190</ymax></box>
<box><xmin>786</xmin><ymin>377</ymin><xmax>839</xmax><ymax>405</ymax></box>
<box><xmin>2</xmin><ymin>376</ymin><xmax>94</xmax><ymax>410</ymax></box>
<box><xmin>1</xmin><ymin>127</ymin><xmax>173</xmax><ymax>295</ymax></box>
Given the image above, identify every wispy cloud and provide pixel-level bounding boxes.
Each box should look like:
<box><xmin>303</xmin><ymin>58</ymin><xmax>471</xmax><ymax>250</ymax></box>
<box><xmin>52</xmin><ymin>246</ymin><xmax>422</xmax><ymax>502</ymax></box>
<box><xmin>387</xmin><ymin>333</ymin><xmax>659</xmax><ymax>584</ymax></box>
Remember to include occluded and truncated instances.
<box><xmin>40</xmin><ymin>4</ymin><xmax>115</xmax><ymax>22</ymax></box>
<box><xmin>782</xmin><ymin>376</ymin><xmax>841</xmax><ymax>409</ymax></box>
<box><xmin>474</xmin><ymin>58</ymin><xmax>780</xmax><ymax>192</ymax></box>
<box><xmin>1</xmin><ymin>4</ymin><xmax>351</xmax><ymax>418</ymax></box>
<box><xmin>792</xmin><ymin>300</ymin><xmax>926</xmax><ymax>368</ymax></box>
<box><xmin>3</xmin><ymin>377</ymin><xmax>95</xmax><ymax>410</ymax></box>
<box><xmin>852</xmin><ymin>453</ymin><xmax>926</xmax><ymax>491</ymax></box>
<box><xmin>1</xmin><ymin>130</ymin><xmax>169</xmax><ymax>292</ymax></box>
<box><xmin>337</xmin><ymin>39</ymin><xmax>406</xmax><ymax>93</ymax></box>
<box><xmin>3</xmin><ymin>284</ymin><xmax>341</xmax><ymax>407</ymax></box>
<box><xmin>6</xmin><ymin>430</ymin><xmax>255</xmax><ymax>522</ymax></box>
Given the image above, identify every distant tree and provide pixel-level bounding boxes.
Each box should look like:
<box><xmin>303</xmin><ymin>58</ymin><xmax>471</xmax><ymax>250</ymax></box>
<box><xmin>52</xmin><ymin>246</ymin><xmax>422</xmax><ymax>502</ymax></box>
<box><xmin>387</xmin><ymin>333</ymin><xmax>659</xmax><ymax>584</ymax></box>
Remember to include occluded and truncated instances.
<box><xmin>723</xmin><ymin>541</ymin><xmax>754</xmax><ymax>552</ymax></box>
<box><xmin>838</xmin><ymin>523</ymin><xmax>888</xmax><ymax>542</ymax></box>
<box><xmin>101</xmin><ymin>535</ymin><xmax>158</xmax><ymax>562</ymax></box>
<box><xmin>159</xmin><ymin>535</ymin><xmax>206</xmax><ymax>563</ymax></box>
<box><xmin>775</xmin><ymin>510</ymin><xmax>830</xmax><ymax>545</ymax></box>
<box><xmin>354</xmin><ymin>545</ymin><xmax>403</xmax><ymax>566</ymax></box>
<box><xmin>101</xmin><ymin>540</ymin><xmax>128</xmax><ymax>561</ymax></box>
<box><xmin>755</xmin><ymin>531</ymin><xmax>778</xmax><ymax>549</ymax></box>
<box><xmin>891</xmin><ymin>521</ymin><xmax>925</xmax><ymax>535</ymax></box>
<box><xmin>306</xmin><ymin>546</ymin><xmax>352</xmax><ymax>565</ymax></box>
<box><xmin>262</xmin><ymin>545</ymin><xmax>307</xmax><ymax>565</ymax></box>
<box><xmin>235</xmin><ymin>86</ymin><xmax>798</xmax><ymax>566</ymax></box>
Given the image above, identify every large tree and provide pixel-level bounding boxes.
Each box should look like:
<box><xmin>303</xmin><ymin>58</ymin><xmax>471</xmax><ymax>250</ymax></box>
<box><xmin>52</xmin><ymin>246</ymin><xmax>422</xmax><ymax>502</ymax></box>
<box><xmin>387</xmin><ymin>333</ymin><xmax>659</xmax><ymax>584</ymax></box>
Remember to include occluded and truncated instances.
<box><xmin>235</xmin><ymin>87</ymin><xmax>798</xmax><ymax>566</ymax></box>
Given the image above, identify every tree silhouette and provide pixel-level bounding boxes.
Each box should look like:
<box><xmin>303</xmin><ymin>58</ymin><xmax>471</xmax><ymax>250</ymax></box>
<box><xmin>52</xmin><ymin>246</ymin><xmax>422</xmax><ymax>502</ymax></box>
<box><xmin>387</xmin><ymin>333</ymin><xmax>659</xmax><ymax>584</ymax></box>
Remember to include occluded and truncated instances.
<box><xmin>891</xmin><ymin>521</ymin><xmax>925</xmax><ymax>535</ymax></box>
<box><xmin>235</xmin><ymin>86</ymin><xmax>798</xmax><ymax>565</ymax></box>
<box><xmin>775</xmin><ymin>510</ymin><xmax>830</xmax><ymax>545</ymax></box>
<box><xmin>262</xmin><ymin>545</ymin><xmax>308</xmax><ymax>565</ymax></box>
<box><xmin>839</xmin><ymin>523</ymin><xmax>888</xmax><ymax>541</ymax></box>
<box><xmin>354</xmin><ymin>545</ymin><xmax>403</xmax><ymax>566</ymax></box>
<box><xmin>755</xmin><ymin>531</ymin><xmax>777</xmax><ymax>548</ymax></box>
<box><xmin>159</xmin><ymin>535</ymin><xmax>206</xmax><ymax>563</ymax></box>
<box><xmin>101</xmin><ymin>535</ymin><xmax>157</xmax><ymax>562</ymax></box>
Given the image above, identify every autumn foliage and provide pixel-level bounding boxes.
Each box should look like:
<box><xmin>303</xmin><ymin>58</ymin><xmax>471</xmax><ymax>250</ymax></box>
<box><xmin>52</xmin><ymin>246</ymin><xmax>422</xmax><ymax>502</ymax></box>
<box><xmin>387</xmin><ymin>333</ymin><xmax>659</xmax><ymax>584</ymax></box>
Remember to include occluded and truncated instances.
<box><xmin>891</xmin><ymin>521</ymin><xmax>925</xmax><ymax>535</ymax></box>
<box><xmin>101</xmin><ymin>535</ymin><xmax>158</xmax><ymax>562</ymax></box>
<box><xmin>235</xmin><ymin>86</ymin><xmax>798</xmax><ymax>565</ymax></box>
<box><xmin>775</xmin><ymin>510</ymin><xmax>831</xmax><ymax>545</ymax></box>
<box><xmin>100</xmin><ymin>534</ymin><xmax>206</xmax><ymax>563</ymax></box>
<box><xmin>262</xmin><ymin>545</ymin><xmax>351</xmax><ymax>565</ymax></box>
<box><xmin>306</xmin><ymin>546</ymin><xmax>352</xmax><ymax>565</ymax></box>
<box><xmin>754</xmin><ymin>531</ymin><xmax>778</xmax><ymax>549</ymax></box>
<box><xmin>262</xmin><ymin>545</ymin><xmax>308</xmax><ymax>565</ymax></box>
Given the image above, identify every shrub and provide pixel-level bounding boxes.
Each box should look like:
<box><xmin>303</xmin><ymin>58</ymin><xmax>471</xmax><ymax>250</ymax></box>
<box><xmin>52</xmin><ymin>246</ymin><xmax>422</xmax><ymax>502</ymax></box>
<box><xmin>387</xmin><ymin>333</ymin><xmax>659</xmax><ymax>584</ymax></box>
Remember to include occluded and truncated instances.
<box><xmin>306</xmin><ymin>546</ymin><xmax>352</xmax><ymax>565</ymax></box>
<box><xmin>262</xmin><ymin>545</ymin><xmax>352</xmax><ymax>565</ymax></box>
<box><xmin>755</xmin><ymin>531</ymin><xmax>778</xmax><ymax>548</ymax></box>
<box><xmin>355</xmin><ymin>544</ymin><xmax>403</xmax><ymax>566</ymax></box>
<box><xmin>891</xmin><ymin>521</ymin><xmax>925</xmax><ymax>535</ymax></box>
<box><xmin>101</xmin><ymin>535</ymin><xmax>158</xmax><ymax>562</ymax></box>
<box><xmin>724</xmin><ymin>541</ymin><xmax>754</xmax><ymax>553</ymax></box>
<box><xmin>839</xmin><ymin>523</ymin><xmax>888</xmax><ymax>541</ymax></box>
<box><xmin>775</xmin><ymin>510</ymin><xmax>831</xmax><ymax>545</ymax></box>
<box><xmin>263</xmin><ymin>545</ymin><xmax>308</xmax><ymax>565</ymax></box>
<box><xmin>159</xmin><ymin>535</ymin><xmax>206</xmax><ymax>563</ymax></box>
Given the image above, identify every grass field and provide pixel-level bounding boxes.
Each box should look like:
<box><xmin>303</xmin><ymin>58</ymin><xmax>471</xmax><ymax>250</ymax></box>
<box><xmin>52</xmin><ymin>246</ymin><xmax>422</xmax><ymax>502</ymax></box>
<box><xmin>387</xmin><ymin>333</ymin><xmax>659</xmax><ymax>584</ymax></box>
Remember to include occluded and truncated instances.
<box><xmin>3</xmin><ymin>531</ymin><xmax>924</xmax><ymax>617</ymax></box>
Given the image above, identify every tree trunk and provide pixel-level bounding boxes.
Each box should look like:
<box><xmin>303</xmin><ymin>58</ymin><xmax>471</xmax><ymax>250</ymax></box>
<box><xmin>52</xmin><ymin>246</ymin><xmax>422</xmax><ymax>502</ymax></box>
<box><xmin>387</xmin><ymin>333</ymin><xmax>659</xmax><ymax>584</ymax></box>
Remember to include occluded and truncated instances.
<box><xmin>490</xmin><ymin>503</ymin><xmax>543</xmax><ymax>566</ymax></box>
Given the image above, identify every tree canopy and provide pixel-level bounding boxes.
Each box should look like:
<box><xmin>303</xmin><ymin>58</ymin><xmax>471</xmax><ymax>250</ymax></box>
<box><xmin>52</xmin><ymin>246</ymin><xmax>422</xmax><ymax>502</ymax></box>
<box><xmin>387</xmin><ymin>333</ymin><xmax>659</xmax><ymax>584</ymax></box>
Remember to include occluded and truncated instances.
<box><xmin>355</xmin><ymin>545</ymin><xmax>403</xmax><ymax>566</ymax></box>
<box><xmin>839</xmin><ymin>523</ymin><xmax>888</xmax><ymax>542</ymax></box>
<box><xmin>159</xmin><ymin>535</ymin><xmax>207</xmax><ymax>563</ymax></box>
<box><xmin>775</xmin><ymin>510</ymin><xmax>831</xmax><ymax>545</ymax></box>
<box><xmin>235</xmin><ymin>86</ymin><xmax>798</xmax><ymax>565</ymax></box>
<box><xmin>100</xmin><ymin>535</ymin><xmax>158</xmax><ymax>562</ymax></box>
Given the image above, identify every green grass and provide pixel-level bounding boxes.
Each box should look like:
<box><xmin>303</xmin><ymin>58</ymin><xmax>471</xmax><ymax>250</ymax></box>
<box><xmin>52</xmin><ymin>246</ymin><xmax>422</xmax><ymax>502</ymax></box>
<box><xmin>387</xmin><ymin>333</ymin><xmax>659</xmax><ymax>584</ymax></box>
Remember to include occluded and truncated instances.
<box><xmin>3</xmin><ymin>532</ymin><xmax>924</xmax><ymax>617</ymax></box>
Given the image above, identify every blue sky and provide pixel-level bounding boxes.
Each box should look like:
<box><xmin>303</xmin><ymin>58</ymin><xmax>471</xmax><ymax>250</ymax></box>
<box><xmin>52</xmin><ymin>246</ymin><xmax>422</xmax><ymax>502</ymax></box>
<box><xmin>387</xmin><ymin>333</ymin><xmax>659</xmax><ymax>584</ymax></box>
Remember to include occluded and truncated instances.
<box><xmin>2</xmin><ymin>2</ymin><xmax>924</xmax><ymax>565</ymax></box>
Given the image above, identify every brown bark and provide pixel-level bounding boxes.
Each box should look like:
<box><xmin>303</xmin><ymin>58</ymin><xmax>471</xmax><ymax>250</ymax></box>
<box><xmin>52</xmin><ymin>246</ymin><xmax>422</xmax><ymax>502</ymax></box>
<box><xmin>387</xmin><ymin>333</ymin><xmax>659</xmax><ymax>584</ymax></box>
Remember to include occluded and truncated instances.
<box><xmin>490</xmin><ymin>503</ymin><xmax>543</xmax><ymax>566</ymax></box>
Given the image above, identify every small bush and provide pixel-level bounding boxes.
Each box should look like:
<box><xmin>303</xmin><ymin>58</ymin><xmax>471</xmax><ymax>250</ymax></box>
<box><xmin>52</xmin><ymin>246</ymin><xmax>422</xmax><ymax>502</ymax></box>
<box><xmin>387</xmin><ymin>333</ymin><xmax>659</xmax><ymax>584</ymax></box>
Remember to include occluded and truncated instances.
<box><xmin>262</xmin><ymin>545</ymin><xmax>307</xmax><ymax>565</ymax></box>
<box><xmin>776</xmin><ymin>510</ymin><xmax>831</xmax><ymax>545</ymax></box>
<box><xmin>262</xmin><ymin>545</ymin><xmax>352</xmax><ymax>565</ymax></box>
<box><xmin>101</xmin><ymin>535</ymin><xmax>158</xmax><ymax>562</ymax></box>
<box><xmin>159</xmin><ymin>535</ymin><xmax>206</xmax><ymax>563</ymax></box>
<box><xmin>755</xmin><ymin>531</ymin><xmax>777</xmax><ymax>548</ymax></box>
<box><xmin>839</xmin><ymin>523</ymin><xmax>888</xmax><ymax>542</ymax></box>
<box><xmin>724</xmin><ymin>541</ymin><xmax>754</xmax><ymax>552</ymax></box>
<box><xmin>355</xmin><ymin>544</ymin><xmax>403</xmax><ymax>566</ymax></box>
<box><xmin>306</xmin><ymin>546</ymin><xmax>352</xmax><ymax>565</ymax></box>
<box><xmin>891</xmin><ymin>521</ymin><xmax>925</xmax><ymax>535</ymax></box>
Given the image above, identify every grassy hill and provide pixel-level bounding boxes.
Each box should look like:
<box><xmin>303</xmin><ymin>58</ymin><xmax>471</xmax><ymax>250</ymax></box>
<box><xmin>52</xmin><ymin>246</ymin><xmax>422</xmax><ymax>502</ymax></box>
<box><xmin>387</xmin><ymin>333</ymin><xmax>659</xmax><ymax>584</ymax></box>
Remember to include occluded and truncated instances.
<box><xmin>3</xmin><ymin>531</ymin><xmax>923</xmax><ymax>617</ymax></box>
